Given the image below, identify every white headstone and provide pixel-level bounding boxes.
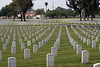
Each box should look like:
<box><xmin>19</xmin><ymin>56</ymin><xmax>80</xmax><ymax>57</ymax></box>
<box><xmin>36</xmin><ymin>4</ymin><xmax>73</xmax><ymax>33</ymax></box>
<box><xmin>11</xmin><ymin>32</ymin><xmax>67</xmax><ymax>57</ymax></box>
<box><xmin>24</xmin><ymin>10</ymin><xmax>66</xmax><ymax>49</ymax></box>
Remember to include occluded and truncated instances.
<box><xmin>83</xmin><ymin>37</ymin><xmax>86</xmax><ymax>43</ymax></box>
<box><xmin>32</xmin><ymin>33</ymin><xmax>34</xmax><ymax>37</ymax></box>
<box><xmin>81</xmin><ymin>36</ymin><xmax>83</xmax><ymax>41</ymax></box>
<box><xmin>8</xmin><ymin>57</ymin><xmax>16</xmax><ymax>67</ymax></box>
<box><xmin>3</xmin><ymin>44</ymin><xmax>7</xmax><ymax>51</ymax></box>
<box><xmin>29</xmin><ymin>35</ymin><xmax>31</xmax><ymax>39</ymax></box>
<box><xmin>99</xmin><ymin>44</ymin><xmax>100</xmax><ymax>52</ymax></box>
<box><xmin>36</xmin><ymin>36</ymin><xmax>39</xmax><ymax>41</ymax></box>
<box><xmin>92</xmin><ymin>40</ymin><xmax>96</xmax><ymax>48</ymax></box>
<box><xmin>93</xmin><ymin>63</ymin><xmax>100</xmax><ymax>67</ymax></box>
<box><xmin>39</xmin><ymin>42</ymin><xmax>42</xmax><ymax>48</ymax></box>
<box><xmin>88</xmin><ymin>34</ymin><xmax>91</xmax><ymax>38</ymax></box>
<box><xmin>1</xmin><ymin>37</ymin><xmax>4</xmax><ymax>42</ymax></box>
<box><xmin>42</xmin><ymin>40</ymin><xmax>45</xmax><ymax>45</ymax></box>
<box><xmin>0</xmin><ymin>51</ymin><xmax>2</xmax><ymax>61</ymax></box>
<box><xmin>82</xmin><ymin>50</ymin><xmax>89</xmax><ymax>64</ymax></box>
<box><xmin>96</xmin><ymin>37</ymin><xmax>98</xmax><ymax>42</ymax></box>
<box><xmin>21</xmin><ymin>43</ymin><xmax>25</xmax><ymax>50</ymax></box>
<box><xmin>6</xmin><ymin>39</ymin><xmax>9</xmax><ymax>44</ymax></box>
<box><xmin>24</xmin><ymin>37</ymin><xmax>27</xmax><ymax>41</ymax></box>
<box><xmin>33</xmin><ymin>44</ymin><xmax>38</xmax><ymax>53</ymax></box>
<box><xmin>73</xmin><ymin>41</ymin><xmax>77</xmax><ymax>49</ymax></box>
<box><xmin>77</xmin><ymin>45</ymin><xmax>82</xmax><ymax>55</ymax></box>
<box><xmin>51</xmin><ymin>47</ymin><xmax>57</xmax><ymax>56</ymax></box>
<box><xmin>32</xmin><ymin>38</ymin><xmax>35</xmax><ymax>43</ymax></box>
<box><xmin>11</xmin><ymin>45</ymin><xmax>16</xmax><ymax>55</ymax></box>
<box><xmin>47</xmin><ymin>54</ymin><xmax>54</xmax><ymax>67</ymax></box>
<box><xmin>27</xmin><ymin>41</ymin><xmax>31</xmax><ymax>46</ymax></box>
<box><xmin>19</xmin><ymin>39</ymin><xmax>22</xmax><ymax>43</ymax></box>
<box><xmin>92</xmin><ymin>35</ymin><xmax>94</xmax><ymax>40</ymax></box>
<box><xmin>87</xmin><ymin>39</ymin><xmax>90</xmax><ymax>45</ymax></box>
<box><xmin>12</xmin><ymin>41</ymin><xmax>16</xmax><ymax>46</ymax></box>
<box><xmin>24</xmin><ymin>49</ymin><xmax>30</xmax><ymax>59</ymax></box>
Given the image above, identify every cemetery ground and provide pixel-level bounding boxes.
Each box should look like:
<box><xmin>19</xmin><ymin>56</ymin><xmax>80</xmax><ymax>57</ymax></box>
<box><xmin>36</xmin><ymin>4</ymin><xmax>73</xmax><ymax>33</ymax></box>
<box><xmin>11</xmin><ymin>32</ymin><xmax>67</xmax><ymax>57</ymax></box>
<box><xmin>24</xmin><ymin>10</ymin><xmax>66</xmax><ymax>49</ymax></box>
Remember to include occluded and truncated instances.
<box><xmin>0</xmin><ymin>19</ymin><xmax>100</xmax><ymax>67</ymax></box>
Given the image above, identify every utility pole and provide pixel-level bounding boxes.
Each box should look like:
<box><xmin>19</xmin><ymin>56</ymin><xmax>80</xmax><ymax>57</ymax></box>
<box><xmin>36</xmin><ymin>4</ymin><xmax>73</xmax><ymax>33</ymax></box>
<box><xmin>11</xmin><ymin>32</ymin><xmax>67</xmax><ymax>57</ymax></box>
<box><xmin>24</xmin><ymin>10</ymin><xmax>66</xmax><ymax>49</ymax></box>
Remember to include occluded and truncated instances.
<box><xmin>52</xmin><ymin>1</ymin><xmax>54</xmax><ymax>10</ymax></box>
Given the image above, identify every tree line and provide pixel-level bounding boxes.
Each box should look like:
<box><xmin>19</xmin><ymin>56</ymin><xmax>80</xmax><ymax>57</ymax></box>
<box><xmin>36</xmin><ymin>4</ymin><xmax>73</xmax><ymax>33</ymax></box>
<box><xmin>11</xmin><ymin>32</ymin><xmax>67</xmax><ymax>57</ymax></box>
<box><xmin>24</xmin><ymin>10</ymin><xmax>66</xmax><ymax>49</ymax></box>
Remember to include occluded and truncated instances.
<box><xmin>0</xmin><ymin>0</ymin><xmax>33</xmax><ymax>21</ymax></box>
<box><xmin>0</xmin><ymin>0</ymin><xmax>100</xmax><ymax>21</ymax></box>
<box><xmin>66</xmin><ymin>0</ymin><xmax>100</xmax><ymax>21</ymax></box>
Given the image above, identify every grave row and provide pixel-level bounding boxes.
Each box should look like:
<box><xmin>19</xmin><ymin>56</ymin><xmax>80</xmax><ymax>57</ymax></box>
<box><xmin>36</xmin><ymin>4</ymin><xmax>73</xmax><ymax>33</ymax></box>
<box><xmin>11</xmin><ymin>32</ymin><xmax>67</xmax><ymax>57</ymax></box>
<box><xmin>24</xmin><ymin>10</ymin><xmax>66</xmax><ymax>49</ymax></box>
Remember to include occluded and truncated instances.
<box><xmin>66</xmin><ymin>25</ymin><xmax>89</xmax><ymax>64</ymax></box>
<box><xmin>47</xmin><ymin>26</ymin><xmax>62</xmax><ymax>67</ymax></box>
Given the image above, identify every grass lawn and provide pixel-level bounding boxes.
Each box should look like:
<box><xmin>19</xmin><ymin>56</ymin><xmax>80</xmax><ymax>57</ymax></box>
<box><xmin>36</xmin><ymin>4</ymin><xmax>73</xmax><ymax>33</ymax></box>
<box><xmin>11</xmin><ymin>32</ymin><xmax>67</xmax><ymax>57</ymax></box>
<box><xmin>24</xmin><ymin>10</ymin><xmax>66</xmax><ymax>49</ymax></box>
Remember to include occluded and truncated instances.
<box><xmin>0</xmin><ymin>19</ymin><xmax>100</xmax><ymax>67</ymax></box>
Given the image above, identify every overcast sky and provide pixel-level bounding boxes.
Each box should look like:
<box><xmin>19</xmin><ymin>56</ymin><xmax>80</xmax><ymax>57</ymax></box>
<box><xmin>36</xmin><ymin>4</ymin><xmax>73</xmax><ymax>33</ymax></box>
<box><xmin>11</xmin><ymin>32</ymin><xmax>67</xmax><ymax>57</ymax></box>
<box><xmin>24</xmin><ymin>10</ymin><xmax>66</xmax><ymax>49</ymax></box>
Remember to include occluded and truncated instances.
<box><xmin>0</xmin><ymin>0</ymin><xmax>68</xmax><ymax>10</ymax></box>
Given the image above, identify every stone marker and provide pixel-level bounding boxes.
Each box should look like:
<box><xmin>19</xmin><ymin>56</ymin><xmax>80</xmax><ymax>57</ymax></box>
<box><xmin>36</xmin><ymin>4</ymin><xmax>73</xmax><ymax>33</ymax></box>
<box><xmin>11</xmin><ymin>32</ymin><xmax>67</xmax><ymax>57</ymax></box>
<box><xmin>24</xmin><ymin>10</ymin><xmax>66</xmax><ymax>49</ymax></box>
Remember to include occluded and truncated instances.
<box><xmin>24</xmin><ymin>49</ymin><xmax>30</xmax><ymax>59</ymax></box>
<box><xmin>33</xmin><ymin>44</ymin><xmax>38</xmax><ymax>53</ymax></box>
<box><xmin>81</xmin><ymin>36</ymin><xmax>83</xmax><ymax>41</ymax></box>
<box><xmin>47</xmin><ymin>54</ymin><xmax>54</xmax><ymax>67</ymax></box>
<box><xmin>87</xmin><ymin>39</ymin><xmax>90</xmax><ymax>45</ymax></box>
<box><xmin>11</xmin><ymin>45</ymin><xmax>16</xmax><ymax>55</ymax></box>
<box><xmin>32</xmin><ymin>33</ymin><xmax>34</xmax><ymax>37</ymax></box>
<box><xmin>8</xmin><ymin>35</ymin><xmax>10</xmax><ymax>39</ymax></box>
<box><xmin>36</xmin><ymin>36</ymin><xmax>39</xmax><ymax>41</ymax></box>
<box><xmin>29</xmin><ymin>35</ymin><xmax>31</xmax><ymax>39</ymax></box>
<box><xmin>51</xmin><ymin>47</ymin><xmax>57</xmax><ymax>56</ymax></box>
<box><xmin>1</xmin><ymin>37</ymin><xmax>4</xmax><ymax>42</ymax></box>
<box><xmin>92</xmin><ymin>35</ymin><xmax>94</xmax><ymax>40</ymax></box>
<box><xmin>42</xmin><ymin>40</ymin><xmax>45</xmax><ymax>45</ymax></box>
<box><xmin>93</xmin><ymin>63</ymin><xmax>100</xmax><ymax>67</ymax></box>
<box><xmin>3</xmin><ymin>44</ymin><xmax>7</xmax><ymax>51</ymax></box>
<box><xmin>92</xmin><ymin>40</ymin><xmax>96</xmax><ymax>48</ymax></box>
<box><xmin>73</xmin><ymin>41</ymin><xmax>77</xmax><ymax>49</ymax></box>
<box><xmin>19</xmin><ymin>39</ymin><xmax>22</xmax><ymax>43</ymax></box>
<box><xmin>82</xmin><ymin>50</ymin><xmax>89</xmax><ymax>64</ymax></box>
<box><xmin>0</xmin><ymin>51</ymin><xmax>2</xmax><ymax>61</ymax></box>
<box><xmin>32</xmin><ymin>38</ymin><xmax>35</xmax><ymax>43</ymax></box>
<box><xmin>77</xmin><ymin>45</ymin><xmax>82</xmax><ymax>55</ymax></box>
<box><xmin>21</xmin><ymin>43</ymin><xmax>25</xmax><ymax>50</ymax></box>
<box><xmin>99</xmin><ymin>44</ymin><xmax>100</xmax><ymax>52</ymax></box>
<box><xmin>83</xmin><ymin>38</ymin><xmax>86</xmax><ymax>43</ymax></box>
<box><xmin>88</xmin><ymin>34</ymin><xmax>91</xmax><ymax>38</ymax></box>
<box><xmin>6</xmin><ymin>39</ymin><xmax>9</xmax><ymax>44</ymax></box>
<box><xmin>27</xmin><ymin>41</ymin><xmax>31</xmax><ymax>46</ymax></box>
<box><xmin>8</xmin><ymin>57</ymin><xmax>16</xmax><ymax>67</ymax></box>
<box><xmin>24</xmin><ymin>37</ymin><xmax>27</xmax><ymax>41</ymax></box>
<box><xmin>12</xmin><ymin>41</ymin><xmax>16</xmax><ymax>46</ymax></box>
<box><xmin>96</xmin><ymin>37</ymin><xmax>98</xmax><ymax>42</ymax></box>
<box><xmin>39</xmin><ymin>42</ymin><xmax>42</xmax><ymax>48</ymax></box>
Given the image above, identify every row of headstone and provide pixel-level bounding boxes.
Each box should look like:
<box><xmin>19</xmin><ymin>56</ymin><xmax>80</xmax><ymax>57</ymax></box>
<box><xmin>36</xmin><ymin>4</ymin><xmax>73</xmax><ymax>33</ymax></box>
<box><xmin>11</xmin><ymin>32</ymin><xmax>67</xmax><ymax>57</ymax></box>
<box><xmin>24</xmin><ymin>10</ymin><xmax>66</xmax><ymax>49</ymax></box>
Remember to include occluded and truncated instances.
<box><xmin>72</xmin><ymin>25</ymin><xmax>97</xmax><ymax>48</ymax></box>
<box><xmin>80</xmin><ymin>26</ymin><xmax>100</xmax><ymax>42</ymax></box>
<box><xmin>52</xmin><ymin>26</ymin><xmax>62</xmax><ymax>56</ymax></box>
<box><xmin>47</xmin><ymin>26</ymin><xmax>62</xmax><ymax>67</ymax></box>
<box><xmin>66</xmin><ymin>26</ymin><xmax>90</xmax><ymax>64</ymax></box>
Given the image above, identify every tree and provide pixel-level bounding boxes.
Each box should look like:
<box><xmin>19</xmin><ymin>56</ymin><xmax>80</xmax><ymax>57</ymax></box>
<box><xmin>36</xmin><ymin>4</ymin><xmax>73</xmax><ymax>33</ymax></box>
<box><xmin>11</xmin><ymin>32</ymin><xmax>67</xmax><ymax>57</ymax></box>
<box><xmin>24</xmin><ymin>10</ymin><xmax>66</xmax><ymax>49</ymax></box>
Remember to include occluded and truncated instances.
<box><xmin>0</xmin><ymin>11</ymin><xmax>1</xmax><ymax>16</ymax></box>
<box><xmin>66</xmin><ymin>0</ymin><xmax>100</xmax><ymax>21</ymax></box>
<box><xmin>86</xmin><ymin>0</ymin><xmax>99</xmax><ymax>21</ymax></box>
<box><xmin>66</xmin><ymin>9</ymin><xmax>74</xmax><ymax>17</ymax></box>
<box><xmin>0</xmin><ymin>5</ymin><xmax>12</xmax><ymax>17</ymax></box>
<box><xmin>66</xmin><ymin>0</ymin><xmax>89</xmax><ymax>21</ymax></box>
<box><xmin>45</xmin><ymin>2</ymin><xmax>48</xmax><ymax>12</ymax></box>
<box><xmin>45</xmin><ymin>7</ymin><xmax>74</xmax><ymax>18</ymax></box>
<box><xmin>35</xmin><ymin>9</ymin><xmax>45</xmax><ymax>15</ymax></box>
<box><xmin>16</xmin><ymin>0</ymin><xmax>33</xmax><ymax>21</ymax></box>
<box><xmin>8</xmin><ymin>1</ymin><xmax>19</xmax><ymax>21</ymax></box>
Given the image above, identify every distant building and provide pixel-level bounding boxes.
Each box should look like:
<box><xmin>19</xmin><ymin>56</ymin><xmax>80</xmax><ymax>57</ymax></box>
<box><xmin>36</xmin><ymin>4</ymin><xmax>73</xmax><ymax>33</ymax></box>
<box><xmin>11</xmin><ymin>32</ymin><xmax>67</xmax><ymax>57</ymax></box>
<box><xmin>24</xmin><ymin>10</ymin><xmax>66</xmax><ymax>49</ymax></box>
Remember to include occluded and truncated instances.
<box><xmin>25</xmin><ymin>10</ymin><xmax>35</xmax><ymax>19</ymax></box>
<box><xmin>33</xmin><ymin>14</ymin><xmax>45</xmax><ymax>19</ymax></box>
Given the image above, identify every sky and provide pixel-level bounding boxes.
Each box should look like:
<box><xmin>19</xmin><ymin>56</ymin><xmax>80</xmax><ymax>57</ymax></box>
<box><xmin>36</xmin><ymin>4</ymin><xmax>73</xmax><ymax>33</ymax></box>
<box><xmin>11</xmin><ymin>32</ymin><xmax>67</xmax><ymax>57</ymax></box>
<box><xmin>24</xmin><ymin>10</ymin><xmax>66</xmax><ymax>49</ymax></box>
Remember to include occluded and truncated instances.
<box><xmin>0</xmin><ymin>0</ymin><xmax>68</xmax><ymax>10</ymax></box>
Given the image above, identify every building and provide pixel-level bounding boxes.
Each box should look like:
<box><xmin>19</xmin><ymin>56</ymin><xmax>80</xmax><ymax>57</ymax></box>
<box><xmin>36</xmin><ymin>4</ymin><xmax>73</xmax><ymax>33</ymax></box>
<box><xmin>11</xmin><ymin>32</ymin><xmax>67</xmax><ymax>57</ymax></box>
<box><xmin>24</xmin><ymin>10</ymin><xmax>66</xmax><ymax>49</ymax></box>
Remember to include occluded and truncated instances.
<box><xmin>33</xmin><ymin>14</ymin><xmax>45</xmax><ymax>19</ymax></box>
<box><xmin>25</xmin><ymin>10</ymin><xmax>35</xmax><ymax>19</ymax></box>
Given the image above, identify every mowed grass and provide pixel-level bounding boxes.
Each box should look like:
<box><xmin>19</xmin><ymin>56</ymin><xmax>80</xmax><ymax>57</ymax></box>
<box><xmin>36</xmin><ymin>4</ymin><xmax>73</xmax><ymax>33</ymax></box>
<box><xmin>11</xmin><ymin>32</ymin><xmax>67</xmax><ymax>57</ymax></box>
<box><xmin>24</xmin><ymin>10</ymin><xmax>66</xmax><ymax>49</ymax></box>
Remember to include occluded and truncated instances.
<box><xmin>0</xmin><ymin>25</ymin><xmax>100</xmax><ymax>67</ymax></box>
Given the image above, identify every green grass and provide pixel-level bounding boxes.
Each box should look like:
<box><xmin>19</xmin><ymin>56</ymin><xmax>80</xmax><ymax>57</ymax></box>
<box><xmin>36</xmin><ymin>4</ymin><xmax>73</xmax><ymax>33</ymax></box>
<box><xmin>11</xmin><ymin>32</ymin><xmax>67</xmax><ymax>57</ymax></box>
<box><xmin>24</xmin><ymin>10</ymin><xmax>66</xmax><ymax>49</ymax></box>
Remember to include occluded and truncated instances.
<box><xmin>0</xmin><ymin>19</ymin><xmax>100</xmax><ymax>67</ymax></box>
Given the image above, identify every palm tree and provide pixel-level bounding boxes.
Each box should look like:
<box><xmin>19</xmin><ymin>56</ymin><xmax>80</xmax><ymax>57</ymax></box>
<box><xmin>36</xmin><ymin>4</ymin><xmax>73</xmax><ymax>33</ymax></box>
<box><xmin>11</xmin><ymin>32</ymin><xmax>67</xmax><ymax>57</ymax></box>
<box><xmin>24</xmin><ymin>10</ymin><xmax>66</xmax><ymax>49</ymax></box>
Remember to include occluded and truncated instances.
<box><xmin>45</xmin><ymin>2</ymin><xmax>48</xmax><ymax>12</ymax></box>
